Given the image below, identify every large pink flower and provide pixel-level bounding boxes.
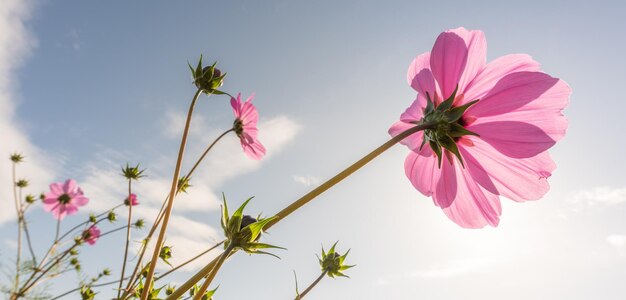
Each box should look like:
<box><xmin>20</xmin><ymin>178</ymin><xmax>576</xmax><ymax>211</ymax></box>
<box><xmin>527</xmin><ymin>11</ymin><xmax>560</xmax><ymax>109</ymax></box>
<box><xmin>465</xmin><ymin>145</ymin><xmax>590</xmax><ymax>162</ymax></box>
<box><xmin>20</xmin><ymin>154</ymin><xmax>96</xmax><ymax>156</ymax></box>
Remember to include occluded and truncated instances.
<box><xmin>43</xmin><ymin>179</ymin><xmax>89</xmax><ymax>220</ymax></box>
<box><xmin>83</xmin><ymin>225</ymin><xmax>101</xmax><ymax>245</ymax></box>
<box><xmin>231</xmin><ymin>93</ymin><xmax>266</xmax><ymax>160</ymax></box>
<box><xmin>390</xmin><ymin>27</ymin><xmax>570</xmax><ymax>228</ymax></box>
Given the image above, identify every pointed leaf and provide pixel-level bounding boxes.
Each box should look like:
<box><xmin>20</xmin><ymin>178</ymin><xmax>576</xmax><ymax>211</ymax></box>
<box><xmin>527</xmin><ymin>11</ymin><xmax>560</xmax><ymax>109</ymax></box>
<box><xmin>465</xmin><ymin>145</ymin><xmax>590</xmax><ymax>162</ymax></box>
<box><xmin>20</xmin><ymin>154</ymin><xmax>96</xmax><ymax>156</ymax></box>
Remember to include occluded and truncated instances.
<box><xmin>444</xmin><ymin>99</ymin><xmax>479</xmax><ymax>123</ymax></box>
<box><xmin>430</xmin><ymin>140</ymin><xmax>443</xmax><ymax>168</ymax></box>
<box><xmin>437</xmin><ymin>84</ymin><xmax>458</xmax><ymax>112</ymax></box>
<box><xmin>448</xmin><ymin>123</ymin><xmax>479</xmax><ymax>138</ymax></box>
<box><xmin>244</xmin><ymin>215</ymin><xmax>276</xmax><ymax>242</ymax></box>
<box><xmin>424</xmin><ymin>92</ymin><xmax>435</xmax><ymax>114</ymax></box>
<box><xmin>250</xmin><ymin>250</ymin><xmax>282</xmax><ymax>259</ymax></box>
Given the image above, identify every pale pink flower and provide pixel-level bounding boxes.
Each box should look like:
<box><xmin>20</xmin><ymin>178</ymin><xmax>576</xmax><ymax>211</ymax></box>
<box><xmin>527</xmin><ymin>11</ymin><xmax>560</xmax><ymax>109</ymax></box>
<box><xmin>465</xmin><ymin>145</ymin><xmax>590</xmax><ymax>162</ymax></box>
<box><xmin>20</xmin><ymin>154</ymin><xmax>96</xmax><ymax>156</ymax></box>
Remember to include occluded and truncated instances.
<box><xmin>231</xmin><ymin>93</ymin><xmax>266</xmax><ymax>160</ymax></box>
<box><xmin>43</xmin><ymin>179</ymin><xmax>89</xmax><ymax>220</ymax></box>
<box><xmin>83</xmin><ymin>225</ymin><xmax>101</xmax><ymax>245</ymax></box>
<box><xmin>124</xmin><ymin>193</ymin><xmax>139</xmax><ymax>206</ymax></box>
<box><xmin>389</xmin><ymin>27</ymin><xmax>570</xmax><ymax>228</ymax></box>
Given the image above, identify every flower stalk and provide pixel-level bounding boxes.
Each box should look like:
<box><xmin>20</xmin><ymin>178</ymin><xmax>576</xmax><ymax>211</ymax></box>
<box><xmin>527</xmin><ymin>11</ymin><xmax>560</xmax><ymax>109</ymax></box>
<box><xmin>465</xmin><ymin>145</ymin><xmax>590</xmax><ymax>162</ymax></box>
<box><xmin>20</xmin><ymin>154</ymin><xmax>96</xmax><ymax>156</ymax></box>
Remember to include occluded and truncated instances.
<box><xmin>166</xmin><ymin>123</ymin><xmax>433</xmax><ymax>299</ymax></box>
<box><xmin>193</xmin><ymin>244</ymin><xmax>235</xmax><ymax>300</ymax></box>
<box><xmin>141</xmin><ymin>88</ymin><xmax>203</xmax><ymax>300</ymax></box>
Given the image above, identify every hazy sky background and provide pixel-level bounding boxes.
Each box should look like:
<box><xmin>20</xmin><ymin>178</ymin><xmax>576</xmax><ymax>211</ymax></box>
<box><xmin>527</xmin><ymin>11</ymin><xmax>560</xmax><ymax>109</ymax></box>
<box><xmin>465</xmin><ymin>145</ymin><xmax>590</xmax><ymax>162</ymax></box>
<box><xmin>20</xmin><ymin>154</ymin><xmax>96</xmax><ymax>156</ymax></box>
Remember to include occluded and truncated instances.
<box><xmin>1</xmin><ymin>1</ymin><xmax>625</xmax><ymax>299</ymax></box>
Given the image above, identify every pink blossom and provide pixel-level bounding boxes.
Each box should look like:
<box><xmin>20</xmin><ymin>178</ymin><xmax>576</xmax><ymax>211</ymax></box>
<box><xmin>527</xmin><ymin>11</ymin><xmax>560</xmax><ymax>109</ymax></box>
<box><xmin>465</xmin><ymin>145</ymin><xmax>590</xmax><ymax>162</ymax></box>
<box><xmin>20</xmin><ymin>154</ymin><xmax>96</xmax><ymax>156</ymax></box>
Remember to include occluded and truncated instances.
<box><xmin>42</xmin><ymin>179</ymin><xmax>89</xmax><ymax>220</ymax></box>
<box><xmin>125</xmin><ymin>193</ymin><xmax>139</xmax><ymax>206</ymax></box>
<box><xmin>389</xmin><ymin>27</ymin><xmax>570</xmax><ymax>228</ymax></box>
<box><xmin>231</xmin><ymin>93</ymin><xmax>266</xmax><ymax>160</ymax></box>
<box><xmin>83</xmin><ymin>225</ymin><xmax>101</xmax><ymax>245</ymax></box>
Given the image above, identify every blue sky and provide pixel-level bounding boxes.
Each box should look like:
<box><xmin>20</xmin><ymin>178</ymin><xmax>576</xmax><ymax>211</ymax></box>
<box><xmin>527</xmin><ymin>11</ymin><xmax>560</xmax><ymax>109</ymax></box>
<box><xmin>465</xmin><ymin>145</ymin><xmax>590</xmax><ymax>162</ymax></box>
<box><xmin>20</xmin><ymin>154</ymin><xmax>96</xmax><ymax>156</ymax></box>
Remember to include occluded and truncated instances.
<box><xmin>1</xmin><ymin>0</ymin><xmax>626</xmax><ymax>299</ymax></box>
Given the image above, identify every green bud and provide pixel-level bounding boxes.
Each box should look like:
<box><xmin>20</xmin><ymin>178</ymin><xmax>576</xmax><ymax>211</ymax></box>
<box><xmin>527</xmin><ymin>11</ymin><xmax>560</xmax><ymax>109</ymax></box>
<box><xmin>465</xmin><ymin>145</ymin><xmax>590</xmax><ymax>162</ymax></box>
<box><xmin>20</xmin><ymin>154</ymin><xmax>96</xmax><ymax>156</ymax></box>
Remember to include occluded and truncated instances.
<box><xmin>80</xmin><ymin>286</ymin><xmax>96</xmax><ymax>300</ymax></box>
<box><xmin>102</xmin><ymin>268</ymin><xmax>111</xmax><ymax>276</ymax></box>
<box><xmin>159</xmin><ymin>246</ymin><xmax>173</xmax><ymax>267</ymax></box>
<box><xmin>89</xmin><ymin>214</ymin><xmax>97</xmax><ymax>223</ymax></box>
<box><xmin>10</xmin><ymin>153</ymin><xmax>24</xmax><ymax>163</ymax></box>
<box><xmin>318</xmin><ymin>242</ymin><xmax>355</xmax><ymax>278</ymax></box>
<box><xmin>177</xmin><ymin>176</ymin><xmax>191</xmax><ymax>194</ymax></box>
<box><xmin>134</xmin><ymin>218</ymin><xmax>146</xmax><ymax>229</ymax></box>
<box><xmin>70</xmin><ymin>257</ymin><xmax>79</xmax><ymax>265</ymax></box>
<box><xmin>16</xmin><ymin>179</ymin><xmax>29</xmax><ymax>188</ymax></box>
<box><xmin>107</xmin><ymin>211</ymin><xmax>117</xmax><ymax>222</ymax></box>
<box><xmin>70</xmin><ymin>249</ymin><xmax>79</xmax><ymax>256</ymax></box>
<box><xmin>190</xmin><ymin>55</ymin><xmax>226</xmax><ymax>95</ymax></box>
<box><xmin>166</xmin><ymin>285</ymin><xmax>175</xmax><ymax>296</ymax></box>
<box><xmin>121</xmin><ymin>163</ymin><xmax>146</xmax><ymax>180</ymax></box>
<box><xmin>25</xmin><ymin>194</ymin><xmax>36</xmax><ymax>204</ymax></box>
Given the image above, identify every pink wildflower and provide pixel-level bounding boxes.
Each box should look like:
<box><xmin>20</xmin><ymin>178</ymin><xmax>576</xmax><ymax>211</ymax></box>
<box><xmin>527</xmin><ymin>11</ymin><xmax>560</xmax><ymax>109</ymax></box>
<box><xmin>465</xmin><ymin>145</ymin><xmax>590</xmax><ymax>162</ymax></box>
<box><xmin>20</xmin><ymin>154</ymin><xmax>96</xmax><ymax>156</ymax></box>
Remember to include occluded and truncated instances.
<box><xmin>42</xmin><ymin>179</ymin><xmax>89</xmax><ymax>220</ymax></box>
<box><xmin>125</xmin><ymin>193</ymin><xmax>139</xmax><ymax>206</ymax></box>
<box><xmin>389</xmin><ymin>27</ymin><xmax>570</xmax><ymax>228</ymax></box>
<box><xmin>231</xmin><ymin>93</ymin><xmax>266</xmax><ymax>160</ymax></box>
<box><xmin>83</xmin><ymin>225</ymin><xmax>101</xmax><ymax>245</ymax></box>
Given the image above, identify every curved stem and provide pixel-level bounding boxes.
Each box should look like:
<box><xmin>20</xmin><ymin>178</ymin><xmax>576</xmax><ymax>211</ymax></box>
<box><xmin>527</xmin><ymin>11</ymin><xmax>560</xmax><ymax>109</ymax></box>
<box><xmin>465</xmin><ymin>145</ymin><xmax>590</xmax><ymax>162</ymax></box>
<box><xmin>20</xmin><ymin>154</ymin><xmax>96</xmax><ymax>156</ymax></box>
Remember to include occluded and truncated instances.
<box><xmin>117</xmin><ymin>180</ymin><xmax>134</xmax><ymax>299</ymax></box>
<box><xmin>141</xmin><ymin>89</ymin><xmax>203</xmax><ymax>300</ymax></box>
<box><xmin>166</xmin><ymin>124</ymin><xmax>433</xmax><ymax>299</ymax></box>
<box><xmin>193</xmin><ymin>245</ymin><xmax>235</xmax><ymax>300</ymax></box>
<box><xmin>57</xmin><ymin>204</ymin><xmax>124</xmax><ymax>242</ymax></box>
<box><xmin>297</xmin><ymin>270</ymin><xmax>327</xmax><ymax>299</ymax></box>
<box><xmin>50</xmin><ymin>276</ymin><xmax>132</xmax><ymax>300</ymax></box>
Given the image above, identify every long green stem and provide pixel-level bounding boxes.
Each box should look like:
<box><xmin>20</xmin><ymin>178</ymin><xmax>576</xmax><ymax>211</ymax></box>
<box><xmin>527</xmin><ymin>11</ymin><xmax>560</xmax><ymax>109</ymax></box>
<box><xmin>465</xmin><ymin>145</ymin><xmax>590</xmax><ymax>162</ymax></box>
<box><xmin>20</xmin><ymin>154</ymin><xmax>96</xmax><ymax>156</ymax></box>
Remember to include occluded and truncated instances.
<box><xmin>141</xmin><ymin>89</ymin><xmax>203</xmax><ymax>300</ymax></box>
<box><xmin>297</xmin><ymin>270</ymin><xmax>327</xmax><ymax>299</ymax></box>
<box><xmin>193</xmin><ymin>245</ymin><xmax>234</xmax><ymax>300</ymax></box>
<box><xmin>166</xmin><ymin>124</ymin><xmax>432</xmax><ymax>299</ymax></box>
<box><xmin>117</xmin><ymin>180</ymin><xmax>134</xmax><ymax>298</ymax></box>
<box><xmin>122</xmin><ymin>122</ymin><xmax>231</xmax><ymax>299</ymax></box>
<box><xmin>12</xmin><ymin>163</ymin><xmax>22</xmax><ymax>296</ymax></box>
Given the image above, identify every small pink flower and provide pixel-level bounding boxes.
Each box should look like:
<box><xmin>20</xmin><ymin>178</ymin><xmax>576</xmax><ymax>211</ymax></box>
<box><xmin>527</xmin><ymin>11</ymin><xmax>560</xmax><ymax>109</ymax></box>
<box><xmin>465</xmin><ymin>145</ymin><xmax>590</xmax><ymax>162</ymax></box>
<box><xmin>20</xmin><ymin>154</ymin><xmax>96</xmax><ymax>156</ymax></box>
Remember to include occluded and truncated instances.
<box><xmin>83</xmin><ymin>225</ymin><xmax>101</xmax><ymax>245</ymax></box>
<box><xmin>231</xmin><ymin>93</ymin><xmax>266</xmax><ymax>160</ymax></box>
<box><xmin>42</xmin><ymin>179</ymin><xmax>89</xmax><ymax>220</ymax></box>
<box><xmin>390</xmin><ymin>27</ymin><xmax>570</xmax><ymax>228</ymax></box>
<box><xmin>124</xmin><ymin>193</ymin><xmax>139</xmax><ymax>206</ymax></box>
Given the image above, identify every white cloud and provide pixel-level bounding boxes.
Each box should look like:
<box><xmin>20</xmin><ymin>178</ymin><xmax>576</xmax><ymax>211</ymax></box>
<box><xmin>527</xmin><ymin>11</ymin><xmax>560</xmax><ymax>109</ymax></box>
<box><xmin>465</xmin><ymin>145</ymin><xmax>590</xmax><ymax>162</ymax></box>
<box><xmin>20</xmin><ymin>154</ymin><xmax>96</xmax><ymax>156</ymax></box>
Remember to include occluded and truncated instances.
<box><xmin>569</xmin><ymin>187</ymin><xmax>626</xmax><ymax>211</ymax></box>
<box><xmin>0</xmin><ymin>0</ymin><xmax>56</xmax><ymax>225</ymax></box>
<box><xmin>607</xmin><ymin>235</ymin><xmax>626</xmax><ymax>248</ymax></box>
<box><xmin>293</xmin><ymin>175</ymin><xmax>321</xmax><ymax>187</ymax></box>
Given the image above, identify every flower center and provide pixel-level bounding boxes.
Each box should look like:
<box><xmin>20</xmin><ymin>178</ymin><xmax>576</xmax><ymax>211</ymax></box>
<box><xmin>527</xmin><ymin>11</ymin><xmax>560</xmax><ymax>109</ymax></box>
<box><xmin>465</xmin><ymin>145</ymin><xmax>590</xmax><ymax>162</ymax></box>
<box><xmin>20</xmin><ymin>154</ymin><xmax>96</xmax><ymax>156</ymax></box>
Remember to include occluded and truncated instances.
<box><xmin>233</xmin><ymin>119</ymin><xmax>244</xmax><ymax>136</ymax></box>
<box><xmin>418</xmin><ymin>86</ymin><xmax>479</xmax><ymax>168</ymax></box>
<box><xmin>58</xmin><ymin>193</ymin><xmax>71</xmax><ymax>204</ymax></box>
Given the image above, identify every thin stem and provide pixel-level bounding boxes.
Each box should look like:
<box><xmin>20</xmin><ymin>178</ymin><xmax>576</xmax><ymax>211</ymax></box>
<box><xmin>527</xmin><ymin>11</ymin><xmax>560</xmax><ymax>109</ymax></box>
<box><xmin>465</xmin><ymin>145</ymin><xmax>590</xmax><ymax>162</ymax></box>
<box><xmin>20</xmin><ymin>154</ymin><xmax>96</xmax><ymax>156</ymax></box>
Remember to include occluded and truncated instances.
<box><xmin>155</xmin><ymin>240</ymin><xmax>223</xmax><ymax>282</ymax></box>
<box><xmin>297</xmin><ymin>270</ymin><xmax>327</xmax><ymax>299</ymax></box>
<box><xmin>57</xmin><ymin>203</ymin><xmax>124</xmax><ymax>241</ymax></box>
<box><xmin>141</xmin><ymin>89</ymin><xmax>203</xmax><ymax>300</ymax></box>
<box><xmin>117</xmin><ymin>180</ymin><xmax>134</xmax><ymax>299</ymax></box>
<box><xmin>193</xmin><ymin>245</ymin><xmax>235</xmax><ymax>300</ymax></box>
<box><xmin>122</xmin><ymin>128</ymin><xmax>233</xmax><ymax>298</ymax></box>
<box><xmin>12</xmin><ymin>163</ymin><xmax>22</xmax><ymax>294</ymax></box>
<box><xmin>166</xmin><ymin>124</ymin><xmax>433</xmax><ymax>299</ymax></box>
<box><xmin>50</xmin><ymin>276</ymin><xmax>132</xmax><ymax>300</ymax></box>
<box><xmin>21</xmin><ymin>216</ymin><xmax>37</xmax><ymax>265</ymax></box>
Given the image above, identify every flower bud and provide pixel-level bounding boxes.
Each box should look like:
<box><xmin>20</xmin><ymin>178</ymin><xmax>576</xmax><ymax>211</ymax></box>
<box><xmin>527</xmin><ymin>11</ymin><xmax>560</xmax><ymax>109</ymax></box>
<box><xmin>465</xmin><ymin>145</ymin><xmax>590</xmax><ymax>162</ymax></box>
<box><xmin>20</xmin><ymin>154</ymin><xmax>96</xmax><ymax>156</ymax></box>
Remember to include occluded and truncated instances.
<box><xmin>25</xmin><ymin>194</ymin><xmax>36</xmax><ymax>204</ymax></box>
<box><xmin>107</xmin><ymin>211</ymin><xmax>117</xmax><ymax>222</ymax></box>
<box><xmin>16</xmin><ymin>179</ymin><xmax>29</xmax><ymax>188</ymax></box>
<box><xmin>10</xmin><ymin>153</ymin><xmax>24</xmax><ymax>163</ymax></box>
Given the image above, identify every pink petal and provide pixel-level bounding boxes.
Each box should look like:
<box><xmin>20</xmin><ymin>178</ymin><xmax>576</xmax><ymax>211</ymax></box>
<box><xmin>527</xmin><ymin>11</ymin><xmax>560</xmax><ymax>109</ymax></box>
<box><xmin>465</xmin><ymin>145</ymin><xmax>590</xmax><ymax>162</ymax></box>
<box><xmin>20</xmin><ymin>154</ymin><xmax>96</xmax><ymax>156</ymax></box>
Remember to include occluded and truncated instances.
<box><xmin>243</xmin><ymin>139</ymin><xmax>266</xmax><ymax>160</ymax></box>
<box><xmin>389</xmin><ymin>121</ymin><xmax>425</xmax><ymax>151</ymax></box>
<box><xmin>407</xmin><ymin>52</ymin><xmax>438</xmax><ymax>97</ymax></box>
<box><xmin>434</xmin><ymin>159</ymin><xmax>502</xmax><ymax>228</ymax></box>
<box><xmin>470</xmin><ymin>75</ymin><xmax>570</xmax><ymax>142</ymax></box>
<box><xmin>404</xmin><ymin>149</ymin><xmax>440</xmax><ymax>197</ymax></box>
<box><xmin>463</xmin><ymin>137</ymin><xmax>556</xmax><ymax>201</ymax></box>
<box><xmin>230</xmin><ymin>94</ymin><xmax>242</xmax><ymax>118</ymax></box>
<box><xmin>64</xmin><ymin>204</ymin><xmax>79</xmax><ymax>216</ymax></box>
<box><xmin>469</xmin><ymin>121</ymin><xmax>555</xmax><ymax>158</ymax></box>
<box><xmin>451</xmin><ymin>27</ymin><xmax>487</xmax><ymax>96</ymax></box>
<box><xmin>463</xmin><ymin>54</ymin><xmax>541</xmax><ymax>102</ymax></box>
<box><xmin>72</xmin><ymin>195</ymin><xmax>89</xmax><ymax>206</ymax></box>
<box><xmin>399</xmin><ymin>96</ymin><xmax>425</xmax><ymax>123</ymax></box>
<box><xmin>63</xmin><ymin>179</ymin><xmax>77</xmax><ymax>194</ymax></box>
<box><xmin>430</xmin><ymin>31</ymin><xmax>468</xmax><ymax>99</ymax></box>
<box><xmin>49</xmin><ymin>182</ymin><xmax>63</xmax><ymax>196</ymax></box>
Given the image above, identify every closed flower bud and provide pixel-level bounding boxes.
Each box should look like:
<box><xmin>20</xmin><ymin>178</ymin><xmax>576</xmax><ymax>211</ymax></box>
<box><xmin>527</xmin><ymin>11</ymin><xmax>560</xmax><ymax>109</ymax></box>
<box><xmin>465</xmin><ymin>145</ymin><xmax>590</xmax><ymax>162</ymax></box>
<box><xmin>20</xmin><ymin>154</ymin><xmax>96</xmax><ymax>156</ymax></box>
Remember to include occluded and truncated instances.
<box><xmin>107</xmin><ymin>211</ymin><xmax>117</xmax><ymax>222</ymax></box>
<box><xmin>25</xmin><ymin>194</ymin><xmax>36</xmax><ymax>204</ymax></box>
<box><xmin>10</xmin><ymin>153</ymin><xmax>24</xmax><ymax>163</ymax></box>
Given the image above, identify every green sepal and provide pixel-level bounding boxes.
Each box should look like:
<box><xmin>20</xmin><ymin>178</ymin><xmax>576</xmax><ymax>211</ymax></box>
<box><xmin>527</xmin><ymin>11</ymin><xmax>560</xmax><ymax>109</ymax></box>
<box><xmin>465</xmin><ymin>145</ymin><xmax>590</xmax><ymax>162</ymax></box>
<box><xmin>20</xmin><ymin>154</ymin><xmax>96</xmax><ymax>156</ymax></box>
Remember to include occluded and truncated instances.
<box><xmin>246</xmin><ymin>249</ymin><xmax>282</xmax><ymax>259</ymax></box>
<box><xmin>243</xmin><ymin>216</ymin><xmax>276</xmax><ymax>242</ymax></box>
<box><xmin>448</xmin><ymin>123</ymin><xmax>479</xmax><ymax>138</ymax></box>
<box><xmin>220</xmin><ymin>193</ymin><xmax>229</xmax><ymax>232</ymax></box>
<box><xmin>195</xmin><ymin>54</ymin><xmax>203</xmax><ymax>78</ymax></box>
<box><xmin>444</xmin><ymin>99</ymin><xmax>479</xmax><ymax>123</ymax></box>
<box><xmin>429</xmin><ymin>140</ymin><xmax>443</xmax><ymax>168</ymax></box>
<box><xmin>424</xmin><ymin>92</ymin><xmax>435</xmax><ymax>114</ymax></box>
<box><xmin>227</xmin><ymin>197</ymin><xmax>254</xmax><ymax>236</ymax></box>
<box><xmin>436</xmin><ymin>84</ymin><xmax>458</xmax><ymax>112</ymax></box>
<box><xmin>438</xmin><ymin>135</ymin><xmax>464</xmax><ymax>167</ymax></box>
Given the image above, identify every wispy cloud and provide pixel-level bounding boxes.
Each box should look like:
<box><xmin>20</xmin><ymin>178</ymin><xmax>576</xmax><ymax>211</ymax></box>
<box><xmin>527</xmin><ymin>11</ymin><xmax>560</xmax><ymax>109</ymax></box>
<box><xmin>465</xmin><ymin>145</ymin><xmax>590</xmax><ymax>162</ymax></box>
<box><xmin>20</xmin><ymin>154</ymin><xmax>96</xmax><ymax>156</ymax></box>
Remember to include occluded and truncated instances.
<box><xmin>0</xmin><ymin>0</ymin><xmax>56</xmax><ymax>225</ymax></box>
<box><xmin>568</xmin><ymin>187</ymin><xmax>626</xmax><ymax>212</ymax></box>
<box><xmin>293</xmin><ymin>175</ymin><xmax>321</xmax><ymax>187</ymax></box>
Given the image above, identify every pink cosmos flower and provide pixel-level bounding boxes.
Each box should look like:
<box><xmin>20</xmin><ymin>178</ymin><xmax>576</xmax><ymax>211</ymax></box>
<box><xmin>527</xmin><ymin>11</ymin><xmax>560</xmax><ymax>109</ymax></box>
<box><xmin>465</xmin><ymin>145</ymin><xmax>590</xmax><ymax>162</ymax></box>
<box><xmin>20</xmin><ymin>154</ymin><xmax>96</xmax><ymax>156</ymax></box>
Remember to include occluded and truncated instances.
<box><xmin>231</xmin><ymin>93</ymin><xmax>266</xmax><ymax>160</ymax></box>
<box><xmin>389</xmin><ymin>27</ymin><xmax>570</xmax><ymax>228</ymax></box>
<box><xmin>83</xmin><ymin>225</ymin><xmax>101</xmax><ymax>245</ymax></box>
<box><xmin>125</xmin><ymin>193</ymin><xmax>139</xmax><ymax>206</ymax></box>
<box><xmin>43</xmin><ymin>179</ymin><xmax>89</xmax><ymax>220</ymax></box>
